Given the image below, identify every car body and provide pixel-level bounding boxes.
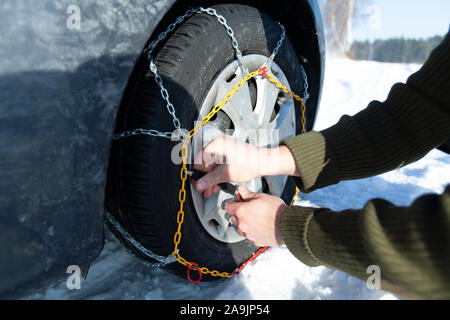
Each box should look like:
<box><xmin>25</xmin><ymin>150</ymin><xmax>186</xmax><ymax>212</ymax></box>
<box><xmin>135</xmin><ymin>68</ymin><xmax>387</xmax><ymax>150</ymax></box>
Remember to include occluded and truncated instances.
<box><xmin>0</xmin><ymin>0</ymin><xmax>325</xmax><ymax>298</ymax></box>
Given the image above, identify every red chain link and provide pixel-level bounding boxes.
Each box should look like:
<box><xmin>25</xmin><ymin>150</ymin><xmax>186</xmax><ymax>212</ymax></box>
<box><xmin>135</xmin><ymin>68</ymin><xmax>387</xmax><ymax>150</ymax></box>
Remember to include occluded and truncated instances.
<box><xmin>232</xmin><ymin>246</ymin><xmax>269</xmax><ymax>276</ymax></box>
<box><xmin>186</xmin><ymin>262</ymin><xmax>202</xmax><ymax>284</ymax></box>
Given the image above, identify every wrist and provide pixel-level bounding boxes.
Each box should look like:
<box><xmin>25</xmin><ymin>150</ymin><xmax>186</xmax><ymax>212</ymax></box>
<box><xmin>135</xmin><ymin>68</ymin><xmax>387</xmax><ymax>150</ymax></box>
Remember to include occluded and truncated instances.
<box><xmin>275</xmin><ymin>203</ymin><xmax>287</xmax><ymax>246</ymax></box>
<box><xmin>256</xmin><ymin>145</ymin><xmax>298</xmax><ymax>177</ymax></box>
<box><xmin>255</xmin><ymin>146</ymin><xmax>278</xmax><ymax>177</ymax></box>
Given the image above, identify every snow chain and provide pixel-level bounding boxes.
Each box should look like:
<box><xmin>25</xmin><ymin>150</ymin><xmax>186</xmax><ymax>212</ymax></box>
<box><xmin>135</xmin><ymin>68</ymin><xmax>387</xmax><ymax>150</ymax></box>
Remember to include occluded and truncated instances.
<box><xmin>174</xmin><ymin>68</ymin><xmax>307</xmax><ymax>280</ymax></box>
<box><xmin>111</xmin><ymin>7</ymin><xmax>309</xmax><ymax>281</ymax></box>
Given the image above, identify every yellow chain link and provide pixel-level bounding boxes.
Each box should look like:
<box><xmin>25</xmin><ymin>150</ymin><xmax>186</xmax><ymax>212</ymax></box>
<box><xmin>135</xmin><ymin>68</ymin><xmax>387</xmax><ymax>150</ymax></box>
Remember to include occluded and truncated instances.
<box><xmin>172</xmin><ymin>68</ymin><xmax>306</xmax><ymax>278</ymax></box>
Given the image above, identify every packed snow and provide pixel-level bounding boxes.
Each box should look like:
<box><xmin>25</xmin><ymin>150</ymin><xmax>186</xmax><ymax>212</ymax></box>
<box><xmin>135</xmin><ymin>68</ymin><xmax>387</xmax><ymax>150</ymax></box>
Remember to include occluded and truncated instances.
<box><xmin>27</xmin><ymin>57</ymin><xmax>450</xmax><ymax>300</ymax></box>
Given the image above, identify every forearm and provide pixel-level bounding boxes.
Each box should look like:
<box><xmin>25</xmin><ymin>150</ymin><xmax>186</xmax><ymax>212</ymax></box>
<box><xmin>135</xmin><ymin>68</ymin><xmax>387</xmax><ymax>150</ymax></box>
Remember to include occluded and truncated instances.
<box><xmin>257</xmin><ymin>145</ymin><xmax>299</xmax><ymax>177</ymax></box>
<box><xmin>280</xmin><ymin>186</ymin><xmax>450</xmax><ymax>299</ymax></box>
<box><xmin>282</xmin><ymin>33</ymin><xmax>450</xmax><ymax>193</ymax></box>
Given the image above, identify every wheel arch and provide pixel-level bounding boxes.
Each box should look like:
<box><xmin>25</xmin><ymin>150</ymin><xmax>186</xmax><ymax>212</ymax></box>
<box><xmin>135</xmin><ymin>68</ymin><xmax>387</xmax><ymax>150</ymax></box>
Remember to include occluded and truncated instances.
<box><xmin>104</xmin><ymin>1</ymin><xmax>325</xmax><ymax>276</ymax></box>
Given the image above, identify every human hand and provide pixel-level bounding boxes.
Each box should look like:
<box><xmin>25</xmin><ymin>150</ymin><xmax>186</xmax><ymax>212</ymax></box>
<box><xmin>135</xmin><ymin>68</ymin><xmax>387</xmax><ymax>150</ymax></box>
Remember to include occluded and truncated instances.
<box><xmin>192</xmin><ymin>136</ymin><xmax>265</xmax><ymax>198</ymax></box>
<box><xmin>225</xmin><ymin>186</ymin><xmax>287</xmax><ymax>247</ymax></box>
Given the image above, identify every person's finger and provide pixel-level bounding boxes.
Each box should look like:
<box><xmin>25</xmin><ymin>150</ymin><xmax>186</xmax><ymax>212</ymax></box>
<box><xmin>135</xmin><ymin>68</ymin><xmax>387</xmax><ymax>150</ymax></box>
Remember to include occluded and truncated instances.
<box><xmin>193</xmin><ymin>154</ymin><xmax>216</xmax><ymax>172</ymax></box>
<box><xmin>225</xmin><ymin>199</ymin><xmax>242</xmax><ymax>216</ymax></box>
<box><xmin>204</xmin><ymin>187</ymin><xmax>214</xmax><ymax>199</ymax></box>
<box><xmin>236</xmin><ymin>185</ymin><xmax>257</xmax><ymax>200</ymax></box>
<box><xmin>193</xmin><ymin>147</ymin><xmax>207</xmax><ymax>171</ymax></box>
<box><xmin>229</xmin><ymin>215</ymin><xmax>238</xmax><ymax>226</ymax></box>
<box><xmin>212</xmin><ymin>185</ymin><xmax>221</xmax><ymax>194</ymax></box>
<box><xmin>195</xmin><ymin>165</ymin><xmax>228</xmax><ymax>192</ymax></box>
<box><xmin>235</xmin><ymin>228</ymin><xmax>246</xmax><ymax>238</ymax></box>
<box><xmin>196</xmin><ymin>185</ymin><xmax>221</xmax><ymax>197</ymax></box>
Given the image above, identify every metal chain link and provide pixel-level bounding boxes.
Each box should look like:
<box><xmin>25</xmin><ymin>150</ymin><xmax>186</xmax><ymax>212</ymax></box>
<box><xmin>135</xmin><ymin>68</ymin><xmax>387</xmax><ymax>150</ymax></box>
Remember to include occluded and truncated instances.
<box><xmin>263</xmin><ymin>22</ymin><xmax>286</xmax><ymax>69</ymax></box>
<box><xmin>123</xmin><ymin>7</ymin><xmax>199</xmax><ymax>140</ymax></box>
<box><xmin>144</xmin><ymin>8</ymin><xmax>199</xmax><ymax>57</ymax></box>
<box><xmin>198</xmin><ymin>7</ymin><xmax>249</xmax><ymax>76</ymax></box>
<box><xmin>142</xmin><ymin>7</ymin><xmax>201</xmax><ymax>136</ymax></box>
<box><xmin>104</xmin><ymin>210</ymin><xmax>177</xmax><ymax>265</ymax></box>
<box><xmin>262</xmin><ymin>21</ymin><xmax>309</xmax><ymax>103</ymax></box>
<box><xmin>300</xmin><ymin>64</ymin><xmax>310</xmax><ymax>102</ymax></box>
<box><xmin>111</xmin><ymin>128</ymin><xmax>173</xmax><ymax>140</ymax></box>
<box><xmin>114</xmin><ymin>7</ymin><xmax>251</xmax><ymax>141</ymax></box>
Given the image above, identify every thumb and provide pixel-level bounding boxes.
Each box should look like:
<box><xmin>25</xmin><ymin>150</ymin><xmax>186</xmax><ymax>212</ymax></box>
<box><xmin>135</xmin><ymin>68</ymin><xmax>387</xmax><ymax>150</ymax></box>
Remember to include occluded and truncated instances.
<box><xmin>236</xmin><ymin>185</ymin><xmax>256</xmax><ymax>200</ymax></box>
<box><xmin>195</xmin><ymin>166</ymin><xmax>226</xmax><ymax>192</ymax></box>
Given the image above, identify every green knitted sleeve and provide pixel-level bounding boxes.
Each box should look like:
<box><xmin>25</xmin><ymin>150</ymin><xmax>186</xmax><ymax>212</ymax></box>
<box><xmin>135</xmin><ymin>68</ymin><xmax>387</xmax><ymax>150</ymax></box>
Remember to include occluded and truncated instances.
<box><xmin>279</xmin><ymin>33</ymin><xmax>450</xmax><ymax>299</ymax></box>
<box><xmin>279</xmin><ymin>187</ymin><xmax>450</xmax><ymax>299</ymax></box>
<box><xmin>282</xmin><ymin>33</ymin><xmax>450</xmax><ymax>193</ymax></box>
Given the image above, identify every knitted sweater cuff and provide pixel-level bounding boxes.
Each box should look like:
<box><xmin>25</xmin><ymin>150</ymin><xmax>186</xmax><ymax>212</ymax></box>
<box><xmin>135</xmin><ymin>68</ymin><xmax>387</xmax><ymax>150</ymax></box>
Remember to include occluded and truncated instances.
<box><xmin>279</xmin><ymin>205</ymin><xmax>321</xmax><ymax>267</ymax></box>
<box><xmin>282</xmin><ymin>131</ymin><xmax>341</xmax><ymax>193</ymax></box>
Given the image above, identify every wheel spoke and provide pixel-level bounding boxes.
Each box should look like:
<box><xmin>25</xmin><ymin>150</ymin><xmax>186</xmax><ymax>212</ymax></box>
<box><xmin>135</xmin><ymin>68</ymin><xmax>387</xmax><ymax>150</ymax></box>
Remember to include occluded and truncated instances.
<box><xmin>219</xmin><ymin>80</ymin><xmax>256</xmax><ymax>131</ymax></box>
<box><xmin>203</xmin><ymin>194</ymin><xmax>220</xmax><ymax>220</ymax></box>
<box><xmin>273</xmin><ymin>101</ymin><xmax>296</xmax><ymax>142</ymax></box>
<box><xmin>203</xmin><ymin>193</ymin><xmax>233</xmax><ymax>238</ymax></box>
<box><xmin>254</xmin><ymin>77</ymin><xmax>280</xmax><ymax>127</ymax></box>
<box><xmin>259</xmin><ymin>101</ymin><xmax>295</xmax><ymax>148</ymax></box>
<box><xmin>264</xmin><ymin>175</ymin><xmax>288</xmax><ymax>197</ymax></box>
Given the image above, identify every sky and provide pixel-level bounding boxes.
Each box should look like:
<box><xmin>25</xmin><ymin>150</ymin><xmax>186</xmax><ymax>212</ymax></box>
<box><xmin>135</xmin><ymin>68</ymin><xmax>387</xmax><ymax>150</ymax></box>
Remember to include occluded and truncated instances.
<box><xmin>352</xmin><ymin>0</ymin><xmax>449</xmax><ymax>41</ymax></box>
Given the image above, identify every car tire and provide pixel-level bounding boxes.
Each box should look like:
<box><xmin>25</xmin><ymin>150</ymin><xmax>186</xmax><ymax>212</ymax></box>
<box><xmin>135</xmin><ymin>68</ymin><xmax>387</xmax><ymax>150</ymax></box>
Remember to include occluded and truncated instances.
<box><xmin>105</xmin><ymin>4</ymin><xmax>310</xmax><ymax>278</ymax></box>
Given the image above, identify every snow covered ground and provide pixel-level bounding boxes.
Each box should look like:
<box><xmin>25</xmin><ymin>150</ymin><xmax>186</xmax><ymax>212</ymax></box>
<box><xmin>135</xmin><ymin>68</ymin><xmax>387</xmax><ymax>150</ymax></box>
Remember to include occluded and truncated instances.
<box><xmin>28</xmin><ymin>57</ymin><xmax>450</xmax><ymax>300</ymax></box>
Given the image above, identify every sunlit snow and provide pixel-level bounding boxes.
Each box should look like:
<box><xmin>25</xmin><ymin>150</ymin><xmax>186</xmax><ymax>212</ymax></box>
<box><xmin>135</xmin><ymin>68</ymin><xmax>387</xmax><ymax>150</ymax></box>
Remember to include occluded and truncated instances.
<box><xmin>28</xmin><ymin>57</ymin><xmax>449</xmax><ymax>300</ymax></box>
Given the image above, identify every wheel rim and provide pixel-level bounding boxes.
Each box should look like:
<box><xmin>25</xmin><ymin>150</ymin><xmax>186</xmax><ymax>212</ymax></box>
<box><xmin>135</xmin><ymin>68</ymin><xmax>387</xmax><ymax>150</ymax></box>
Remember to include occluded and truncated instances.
<box><xmin>190</xmin><ymin>54</ymin><xmax>296</xmax><ymax>243</ymax></box>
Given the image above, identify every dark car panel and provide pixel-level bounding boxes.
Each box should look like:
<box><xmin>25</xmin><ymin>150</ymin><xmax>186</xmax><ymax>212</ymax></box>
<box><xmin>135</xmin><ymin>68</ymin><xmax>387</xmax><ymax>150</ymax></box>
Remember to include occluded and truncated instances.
<box><xmin>0</xmin><ymin>0</ymin><xmax>176</xmax><ymax>298</ymax></box>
